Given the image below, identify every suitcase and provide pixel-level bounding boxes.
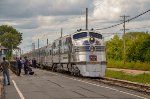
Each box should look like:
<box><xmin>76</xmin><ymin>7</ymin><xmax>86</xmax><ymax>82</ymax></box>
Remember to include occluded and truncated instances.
<box><xmin>28</xmin><ymin>67</ymin><xmax>34</xmax><ymax>75</ymax></box>
<box><xmin>29</xmin><ymin>71</ymin><xmax>34</xmax><ymax>75</ymax></box>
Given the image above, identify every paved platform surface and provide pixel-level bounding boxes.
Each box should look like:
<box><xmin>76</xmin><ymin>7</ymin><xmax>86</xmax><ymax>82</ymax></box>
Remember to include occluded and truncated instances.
<box><xmin>4</xmin><ymin>68</ymin><xmax>150</xmax><ymax>99</ymax></box>
<box><xmin>0</xmin><ymin>76</ymin><xmax>4</xmax><ymax>99</ymax></box>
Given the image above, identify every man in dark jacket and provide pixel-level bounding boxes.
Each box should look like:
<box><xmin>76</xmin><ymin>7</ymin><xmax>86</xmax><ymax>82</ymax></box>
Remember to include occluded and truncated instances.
<box><xmin>24</xmin><ymin>56</ymin><xmax>29</xmax><ymax>74</ymax></box>
<box><xmin>32</xmin><ymin>58</ymin><xmax>37</xmax><ymax>68</ymax></box>
<box><xmin>16</xmin><ymin>57</ymin><xmax>22</xmax><ymax>76</ymax></box>
<box><xmin>0</xmin><ymin>57</ymin><xmax>10</xmax><ymax>85</ymax></box>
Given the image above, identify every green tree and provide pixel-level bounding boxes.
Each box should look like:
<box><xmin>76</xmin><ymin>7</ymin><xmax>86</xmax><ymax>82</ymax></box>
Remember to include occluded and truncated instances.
<box><xmin>0</xmin><ymin>25</ymin><xmax>22</xmax><ymax>49</ymax></box>
<box><xmin>140</xmin><ymin>34</ymin><xmax>150</xmax><ymax>62</ymax></box>
<box><xmin>0</xmin><ymin>25</ymin><xmax>22</xmax><ymax>59</ymax></box>
<box><xmin>106</xmin><ymin>35</ymin><xmax>123</xmax><ymax>60</ymax></box>
<box><xmin>125</xmin><ymin>32</ymin><xmax>150</xmax><ymax>62</ymax></box>
<box><xmin>106</xmin><ymin>32</ymin><xmax>150</xmax><ymax>63</ymax></box>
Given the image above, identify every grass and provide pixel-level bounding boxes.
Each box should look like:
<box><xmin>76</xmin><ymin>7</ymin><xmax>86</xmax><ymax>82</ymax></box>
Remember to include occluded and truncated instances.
<box><xmin>107</xmin><ymin>60</ymin><xmax>150</xmax><ymax>71</ymax></box>
<box><xmin>105</xmin><ymin>69</ymin><xmax>150</xmax><ymax>84</ymax></box>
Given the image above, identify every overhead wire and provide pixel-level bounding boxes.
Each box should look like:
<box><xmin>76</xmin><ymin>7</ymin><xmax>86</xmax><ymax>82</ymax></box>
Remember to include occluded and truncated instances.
<box><xmin>128</xmin><ymin>25</ymin><xmax>150</xmax><ymax>30</ymax></box>
<box><xmin>102</xmin><ymin>25</ymin><xmax>150</xmax><ymax>38</ymax></box>
<box><xmin>96</xmin><ymin>9</ymin><xmax>150</xmax><ymax>30</ymax></box>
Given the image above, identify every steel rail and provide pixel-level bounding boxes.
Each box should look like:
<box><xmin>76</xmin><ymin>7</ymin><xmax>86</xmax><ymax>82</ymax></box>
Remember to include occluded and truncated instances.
<box><xmin>98</xmin><ymin>77</ymin><xmax>150</xmax><ymax>95</ymax></box>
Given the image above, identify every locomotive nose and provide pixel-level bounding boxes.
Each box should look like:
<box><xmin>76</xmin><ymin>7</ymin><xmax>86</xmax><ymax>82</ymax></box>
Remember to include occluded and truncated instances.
<box><xmin>89</xmin><ymin>37</ymin><xmax>95</xmax><ymax>44</ymax></box>
<box><xmin>90</xmin><ymin>46</ymin><xmax>95</xmax><ymax>52</ymax></box>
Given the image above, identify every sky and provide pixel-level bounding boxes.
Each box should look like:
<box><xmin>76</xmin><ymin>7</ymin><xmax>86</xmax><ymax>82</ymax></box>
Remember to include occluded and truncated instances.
<box><xmin>0</xmin><ymin>0</ymin><xmax>150</xmax><ymax>53</ymax></box>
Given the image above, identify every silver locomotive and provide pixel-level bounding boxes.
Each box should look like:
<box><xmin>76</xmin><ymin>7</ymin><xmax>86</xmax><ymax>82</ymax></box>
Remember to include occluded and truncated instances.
<box><xmin>23</xmin><ymin>29</ymin><xmax>107</xmax><ymax>77</ymax></box>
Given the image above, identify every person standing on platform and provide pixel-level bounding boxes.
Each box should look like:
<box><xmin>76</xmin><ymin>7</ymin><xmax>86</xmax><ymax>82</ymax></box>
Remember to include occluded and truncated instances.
<box><xmin>16</xmin><ymin>57</ymin><xmax>22</xmax><ymax>76</ymax></box>
<box><xmin>24</xmin><ymin>56</ymin><xmax>29</xmax><ymax>75</ymax></box>
<box><xmin>20</xmin><ymin>57</ymin><xmax>24</xmax><ymax>69</ymax></box>
<box><xmin>32</xmin><ymin>58</ymin><xmax>37</xmax><ymax>68</ymax></box>
<box><xmin>0</xmin><ymin>57</ymin><xmax>10</xmax><ymax>85</ymax></box>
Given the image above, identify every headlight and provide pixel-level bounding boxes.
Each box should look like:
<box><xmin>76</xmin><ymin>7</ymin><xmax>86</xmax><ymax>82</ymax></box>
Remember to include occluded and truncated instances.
<box><xmin>89</xmin><ymin>37</ymin><xmax>95</xmax><ymax>44</ymax></box>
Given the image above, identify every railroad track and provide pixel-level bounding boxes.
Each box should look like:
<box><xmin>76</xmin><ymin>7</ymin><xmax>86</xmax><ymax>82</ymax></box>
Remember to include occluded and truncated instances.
<box><xmin>97</xmin><ymin>77</ymin><xmax>150</xmax><ymax>95</ymax></box>
<box><xmin>48</xmin><ymin>70</ymin><xmax>150</xmax><ymax>95</ymax></box>
<box><xmin>40</xmin><ymin>67</ymin><xmax>150</xmax><ymax>95</ymax></box>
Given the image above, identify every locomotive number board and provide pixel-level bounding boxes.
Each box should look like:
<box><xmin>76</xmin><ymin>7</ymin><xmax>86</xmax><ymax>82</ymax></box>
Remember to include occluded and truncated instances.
<box><xmin>89</xmin><ymin>55</ymin><xmax>97</xmax><ymax>62</ymax></box>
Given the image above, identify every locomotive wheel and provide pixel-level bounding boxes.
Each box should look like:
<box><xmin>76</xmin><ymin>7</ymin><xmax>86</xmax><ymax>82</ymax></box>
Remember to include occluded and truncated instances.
<box><xmin>70</xmin><ymin>65</ymin><xmax>80</xmax><ymax>77</ymax></box>
<box><xmin>56</xmin><ymin>64</ymin><xmax>60</xmax><ymax>72</ymax></box>
<box><xmin>60</xmin><ymin>64</ymin><xmax>63</xmax><ymax>73</ymax></box>
<box><xmin>41</xmin><ymin>65</ymin><xmax>44</xmax><ymax>69</ymax></box>
<box><xmin>68</xmin><ymin>64</ymin><xmax>72</xmax><ymax>73</ymax></box>
<box><xmin>52</xmin><ymin>64</ymin><xmax>54</xmax><ymax>71</ymax></box>
<box><xmin>70</xmin><ymin>65</ymin><xmax>74</xmax><ymax>75</ymax></box>
<box><xmin>52</xmin><ymin>64</ymin><xmax>57</xmax><ymax>72</ymax></box>
<box><xmin>74</xmin><ymin>66</ymin><xmax>80</xmax><ymax>76</ymax></box>
<box><xmin>76</xmin><ymin>68</ymin><xmax>80</xmax><ymax>76</ymax></box>
<box><xmin>57</xmin><ymin>64</ymin><xmax>63</xmax><ymax>72</ymax></box>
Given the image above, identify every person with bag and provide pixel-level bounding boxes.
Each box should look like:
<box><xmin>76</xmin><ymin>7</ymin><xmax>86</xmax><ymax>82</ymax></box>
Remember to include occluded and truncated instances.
<box><xmin>0</xmin><ymin>57</ymin><xmax>10</xmax><ymax>85</ymax></box>
<box><xmin>28</xmin><ymin>65</ymin><xmax>34</xmax><ymax>75</ymax></box>
<box><xmin>24</xmin><ymin>56</ymin><xmax>34</xmax><ymax>75</ymax></box>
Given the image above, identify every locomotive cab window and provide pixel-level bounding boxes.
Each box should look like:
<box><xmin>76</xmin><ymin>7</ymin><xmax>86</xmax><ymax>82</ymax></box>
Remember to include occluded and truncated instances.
<box><xmin>89</xmin><ymin>32</ymin><xmax>102</xmax><ymax>39</ymax></box>
<box><xmin>73</xmin><ymin>32</ymin><xmax>87</xmax><ymax>40</ymax></box>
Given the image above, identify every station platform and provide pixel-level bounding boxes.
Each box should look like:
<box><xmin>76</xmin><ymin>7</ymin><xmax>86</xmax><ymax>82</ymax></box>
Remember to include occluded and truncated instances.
<box><xmin>3</xmin><ymin>68</ymin><xmax>150</xmax><ymax>99</ymax></box>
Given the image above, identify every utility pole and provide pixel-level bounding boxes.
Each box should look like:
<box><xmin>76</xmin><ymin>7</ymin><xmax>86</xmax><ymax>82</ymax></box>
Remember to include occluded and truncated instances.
<box><xmin>38</xmin><ymin>38</ymin><xmax>39</xmax><ymax>62</ymax></box>
<box><xmin>38</xmin><ymin>38</ymin><xmax>39</xmax><ymax>49</ymax></box>
<box><xmin>61</xmin><ymin>28</ymin><xmax>63</xmax><ymax>38</ymax></box>
<box><xmin>120</xmin><ymin>15</ymin><xmax>129</xmax><ymax>64</ymax></box>
<box><xmin>86</xmin><ymin>8</ymin><xmax>88</xmax><ymax>30</ymax></box>
<box><xmin>59</xmin><ymin>28</ymin><xmax>63</xmax><ymax>64</ymax></box>
<box><xmin>47</xmin><ymin>39</ymin><xmax>48</xmax><ymax>46</ymax></box>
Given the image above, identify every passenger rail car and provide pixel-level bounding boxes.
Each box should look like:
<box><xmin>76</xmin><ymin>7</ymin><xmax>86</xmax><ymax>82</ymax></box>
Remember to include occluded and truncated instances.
<box><xmin>22</xmin><ymin>29</ymin><xmax>107</xmax><ymax>77</ymax></box>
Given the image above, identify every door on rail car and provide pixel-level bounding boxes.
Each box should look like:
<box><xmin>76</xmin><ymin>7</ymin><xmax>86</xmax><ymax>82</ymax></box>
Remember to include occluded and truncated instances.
<box><xmin>52</xmin><ymin>40</ymin><xmax>60</xmax><ymax>63</ymax></box>
<box><xmin>66</xmin><ymin>37</ymin><xmax>72</xmax><ymax>63</ymax></box>
<box><xmin>58</xmin><ymin>40</ymin><xmax>62</xmax><ymax>64</ymax></box>
<box><xmin>44</xmin><ymin>45</ymin><xmax>52</xmax><ymax>67</ymax></box>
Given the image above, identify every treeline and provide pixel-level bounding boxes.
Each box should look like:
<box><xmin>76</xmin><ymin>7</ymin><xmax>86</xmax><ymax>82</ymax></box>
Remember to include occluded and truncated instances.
<box><xmin>106</xmin><ymin>32</ymin><xmax>150</xmax><ymax>63</ymax></box>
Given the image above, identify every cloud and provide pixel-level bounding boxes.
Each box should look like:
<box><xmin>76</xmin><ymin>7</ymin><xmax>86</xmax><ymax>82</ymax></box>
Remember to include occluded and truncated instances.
<box><xmin>93</xmin><ymin>0</ymin><xmax>150</xmax><ymax>21</ymax></box>
<box><xmin>15</xmin><ymin>21</ymin><xmax>40</xmax><ymax>29</ymax></box>
<box><xmin>0</xmin><ymin>0</ymin><xmax>93</xmax><ymax>18</ymax></box>
<box><xmin>0</xmin><ymin>0</ymin><xmax>150</xmax><ymax>53</ymax></box>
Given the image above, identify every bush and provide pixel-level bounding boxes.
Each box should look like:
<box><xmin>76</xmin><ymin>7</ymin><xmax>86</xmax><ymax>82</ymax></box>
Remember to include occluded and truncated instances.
<box><xmin>107</xmin><ymin>60</ymin><xmax>150</xmax><ymax>71</ymax></box>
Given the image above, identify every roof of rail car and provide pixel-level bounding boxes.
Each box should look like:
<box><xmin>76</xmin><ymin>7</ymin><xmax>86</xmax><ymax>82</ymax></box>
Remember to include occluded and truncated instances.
<box><xmin>22</xmin><ymin>44</ymin><xmax>52</xmax><ymax>55</ymax></box>
<box><xmin>30</xmin><ymin>44</ymin><xmax>52</xmax><ymax>52</ymax></box>
<box><xmin>52</xmin><ymin>30</ymin><xmax>101</xmax><ymax>43</ymax></box>
<box><xmin>52</xmin><ymin>34</ymin><xmax>71</xmax><ymax>43</ymax></box>
<box><xmin>72</xmin><ymin>29</ymin><xmax>101</xmax><ymax>35</ymax></box>
<box><xmin>22</xmin><ymin>30</ymin><xmax>103</xmax><ymax>55</ymax></box>
<box><xmin>22</xmin><ymin>30</ymin><xmax>102</xmax><ymax>55</ymax></box>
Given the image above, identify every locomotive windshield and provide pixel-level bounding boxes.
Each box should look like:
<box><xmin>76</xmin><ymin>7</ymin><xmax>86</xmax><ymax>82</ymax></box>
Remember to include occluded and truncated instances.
<box><xmin>73</xmin><ymin>32</ymin><xmax>87</xmax><ymax>39</ymax></box>
<box><xmin>89</xmin><ymin>32</ymin><xmax>102</xmax><ymax>39</ymax></box>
